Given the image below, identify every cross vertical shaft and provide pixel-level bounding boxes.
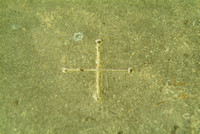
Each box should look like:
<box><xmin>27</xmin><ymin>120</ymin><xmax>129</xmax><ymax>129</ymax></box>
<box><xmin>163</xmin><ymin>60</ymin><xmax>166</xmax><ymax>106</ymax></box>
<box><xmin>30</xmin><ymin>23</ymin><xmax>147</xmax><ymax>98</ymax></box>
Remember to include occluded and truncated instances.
<box><xmin>95</xmin><ymin>39</ymin><xmax>102</xmax><ymax>101</ymax></box>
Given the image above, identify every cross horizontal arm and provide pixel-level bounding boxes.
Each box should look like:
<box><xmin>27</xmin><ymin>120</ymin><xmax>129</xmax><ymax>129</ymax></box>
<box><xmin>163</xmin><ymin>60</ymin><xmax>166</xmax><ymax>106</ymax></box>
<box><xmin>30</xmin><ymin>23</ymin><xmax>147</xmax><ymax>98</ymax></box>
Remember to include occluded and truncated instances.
<box><xmin>62</xmin><ymin>67</ymin><xmax>134</xmax><ymax>73</ymax></box>
<box><xmin>62</xmin><ymin>68</ymin><xmax>96</xmax><ymax>73</ymax></box>
<box><xmin>101</xmin><ymin>69</ymin><xmax>127</xmax><ymax>72</ymax></box>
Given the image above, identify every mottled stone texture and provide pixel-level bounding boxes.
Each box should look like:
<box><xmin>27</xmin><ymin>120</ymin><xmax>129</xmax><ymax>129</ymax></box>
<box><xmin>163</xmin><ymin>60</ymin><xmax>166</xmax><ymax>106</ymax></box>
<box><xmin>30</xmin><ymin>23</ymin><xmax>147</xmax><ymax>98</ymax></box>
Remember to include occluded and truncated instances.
<box><xmin>0</xmin><ymin>0</ymin><xmax>199</xmax><ymax>134</ymax></box>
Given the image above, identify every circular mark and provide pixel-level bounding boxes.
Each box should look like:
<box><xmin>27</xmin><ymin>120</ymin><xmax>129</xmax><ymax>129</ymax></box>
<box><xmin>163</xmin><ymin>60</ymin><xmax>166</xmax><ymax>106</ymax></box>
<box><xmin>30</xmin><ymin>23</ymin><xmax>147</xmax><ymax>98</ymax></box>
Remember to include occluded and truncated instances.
<box><xmin>73</xmin><ymin>32</ymin><xmax>83</xmax><ymax>42</ymax></box>
<box><xmin>95</xmin><ymin>39</ymin><xmax>103</xmax><ymax>44</ymax></box>
<box><xmin>128</xmin><ymin>67</ymin><xmax>134</xmax><ymax>74</ymax></box>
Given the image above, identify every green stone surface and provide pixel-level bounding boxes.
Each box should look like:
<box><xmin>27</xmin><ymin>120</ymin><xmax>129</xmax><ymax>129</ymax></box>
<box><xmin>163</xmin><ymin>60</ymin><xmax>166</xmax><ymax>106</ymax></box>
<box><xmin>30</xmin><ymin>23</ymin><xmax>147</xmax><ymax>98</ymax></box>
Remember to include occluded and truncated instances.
<box><xmin>0</xmin><ymin>0</ymin><xmax>200</xmax><ymax>134</ymax></box>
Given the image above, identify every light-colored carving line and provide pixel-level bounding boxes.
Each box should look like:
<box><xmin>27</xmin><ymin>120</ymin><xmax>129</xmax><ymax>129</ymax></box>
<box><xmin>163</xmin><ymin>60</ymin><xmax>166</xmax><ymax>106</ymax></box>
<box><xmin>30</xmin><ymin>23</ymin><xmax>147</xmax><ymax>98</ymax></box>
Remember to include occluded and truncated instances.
<box><xmin>95</xmin><ymin>39</ymin><xmax>102</xmax><ymax>101</ymax></box>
